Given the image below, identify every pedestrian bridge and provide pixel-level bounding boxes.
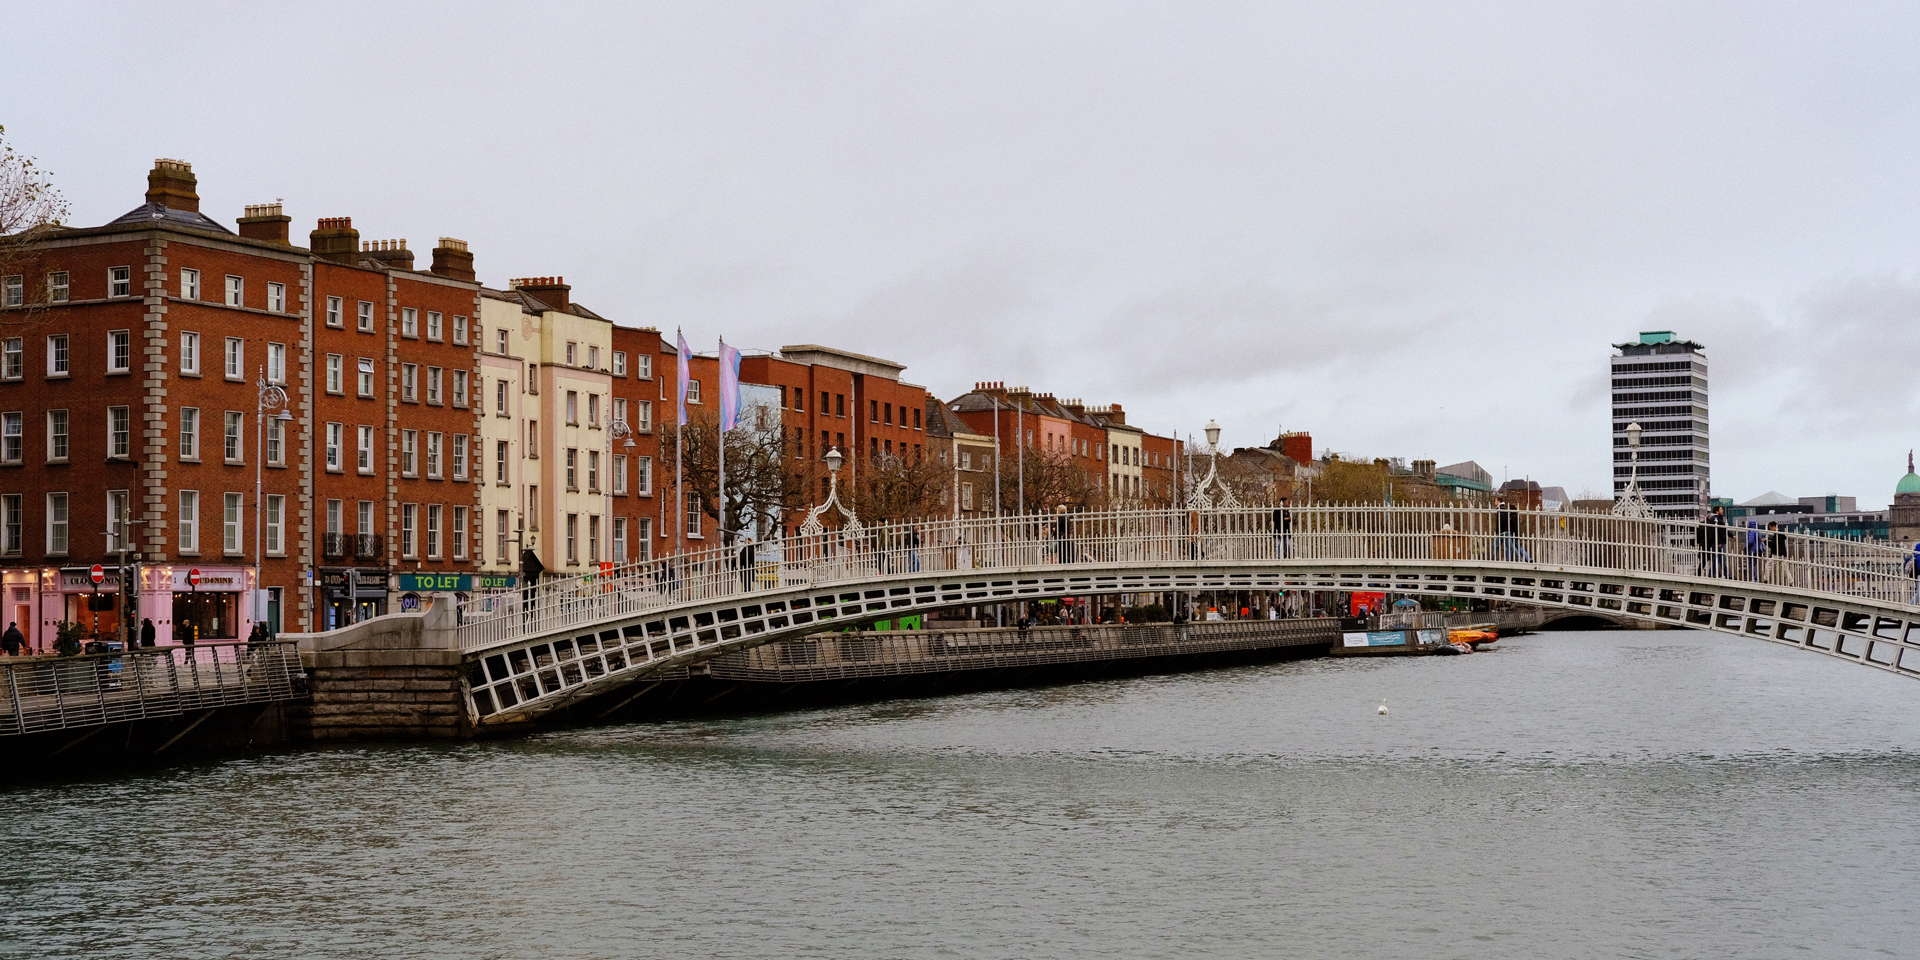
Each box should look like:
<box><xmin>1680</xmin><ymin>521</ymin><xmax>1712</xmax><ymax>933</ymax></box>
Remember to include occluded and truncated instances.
<box><xmin>453</xmin><ymin>506</ymin><xmax>1920</xmax><ymax>726</ymax></box>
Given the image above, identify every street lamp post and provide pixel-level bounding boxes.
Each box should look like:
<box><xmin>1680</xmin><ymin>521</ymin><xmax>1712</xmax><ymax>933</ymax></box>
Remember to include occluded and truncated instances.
<box><xmin>607</xmin><ymin>416</ymin><xmax>636</xmax><ymax>564</ymax></box>
<box><xmin>255</xmin><ymin>368</ymin><xmax>292</xmax><ymax>631</ymax></box>
<box><xmin>1613</xmin><ymin>420</ymin><xmax>1652</xmax><ymax>519</ymax></box>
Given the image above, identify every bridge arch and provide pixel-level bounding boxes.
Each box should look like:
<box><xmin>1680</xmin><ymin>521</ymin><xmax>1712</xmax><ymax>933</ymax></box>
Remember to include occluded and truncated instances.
<box><xmin>452</xmin><ymin>506</ymin><xmax>1920</xmax><ymax>725</ymax></box>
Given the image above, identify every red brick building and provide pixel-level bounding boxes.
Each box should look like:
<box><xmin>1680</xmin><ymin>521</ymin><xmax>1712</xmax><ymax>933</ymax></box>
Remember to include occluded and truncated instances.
<box><xmin>0</xmin><ymin>160</ymin><xmax>481</xmax><ymax>644</ymax></box>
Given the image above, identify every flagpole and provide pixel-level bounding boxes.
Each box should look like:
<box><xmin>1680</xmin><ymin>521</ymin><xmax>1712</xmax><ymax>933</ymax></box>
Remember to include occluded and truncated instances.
<box><xmin>717</xmin><ymin>334</ymin><xmax>727</xmax><ymax>548</ymax></box>
<box><xmin>675</xmin><ymin>327</ymin><xmax>685</xmax><ymax>558</ymax></box>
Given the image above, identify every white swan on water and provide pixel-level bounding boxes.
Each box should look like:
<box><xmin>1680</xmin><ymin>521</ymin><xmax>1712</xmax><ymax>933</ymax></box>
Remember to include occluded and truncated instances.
<box><xmin>1377</xmin><ymin>700</ymin><xmax>1389</xmax><ymax>715</ymax></box>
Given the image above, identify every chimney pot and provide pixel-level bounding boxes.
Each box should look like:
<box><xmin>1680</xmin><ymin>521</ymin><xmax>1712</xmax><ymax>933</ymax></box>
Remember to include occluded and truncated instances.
<box><xmin>145</xmin><ymin>158</ymin><xmax>200</xmax><ymax>213</ymax></box>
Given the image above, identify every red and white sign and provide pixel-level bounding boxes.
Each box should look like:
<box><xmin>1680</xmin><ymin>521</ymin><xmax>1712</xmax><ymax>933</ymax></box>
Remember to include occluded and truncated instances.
<box><xmin>90</xmin><ymin>564</ymin><xmax>105</xmax><ymax>585</ymax></box>
<box><xmin>188</xmin><ymin>568</ymin><xmax>202</xmax><ymax>587</ymax></box>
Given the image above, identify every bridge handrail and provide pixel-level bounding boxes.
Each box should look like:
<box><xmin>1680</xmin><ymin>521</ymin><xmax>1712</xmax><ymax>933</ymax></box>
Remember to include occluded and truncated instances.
<box><xmin>455</xmin><ymin>505</ymin><xmax>1919</xmax><ymax>653</ymax></box>
<box><xmin>0</xmin><ymin>639</ymin><xmax>303</xmax><ymax>737</ymax></box>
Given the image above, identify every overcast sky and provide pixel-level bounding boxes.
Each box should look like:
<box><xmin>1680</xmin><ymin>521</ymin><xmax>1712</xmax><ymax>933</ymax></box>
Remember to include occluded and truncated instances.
<box><xmin>6</xmin><ymin>2</ymin><xmax>1917</xmax><ymax>506</ymax></box>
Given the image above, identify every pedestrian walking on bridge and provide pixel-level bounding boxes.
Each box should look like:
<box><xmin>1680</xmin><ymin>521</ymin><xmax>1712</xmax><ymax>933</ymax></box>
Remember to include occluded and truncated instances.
<box><xmin>1273</xmin><ymin>499</ymin><xmax>1293</xmax><ymax>559</ymax></box>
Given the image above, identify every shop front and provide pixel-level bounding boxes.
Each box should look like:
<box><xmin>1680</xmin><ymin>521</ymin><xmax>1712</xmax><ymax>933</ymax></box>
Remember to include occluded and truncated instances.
<box><xmin>4</xmin><ymin>567</ymin><xmax>42</xmax><ymax>653</ymax></box>
<box><xmin>50</xmin><ymin>566</ymin><xmax>129</xmax><ymax>646</ymax></box>
<box><xmin>166</xmin><ymin>566</ymin><xmax>249</xmax><ymax>644</ymax></box>
<box><xmin>394</xmin><ymin>572</ymin><xmax>516</xmax><ymax>616</ymax></box>
<box><xmin>319</xmin><ymin>566</ymin><xmax>389</xmax><ymax>630</ymax></box>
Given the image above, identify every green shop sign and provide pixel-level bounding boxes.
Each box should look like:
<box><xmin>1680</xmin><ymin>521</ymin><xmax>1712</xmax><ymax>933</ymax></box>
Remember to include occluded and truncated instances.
<box><xmin>396</xmin><ymin>573</ymin><xmax>518</xmax><ymax>592</ymax></box>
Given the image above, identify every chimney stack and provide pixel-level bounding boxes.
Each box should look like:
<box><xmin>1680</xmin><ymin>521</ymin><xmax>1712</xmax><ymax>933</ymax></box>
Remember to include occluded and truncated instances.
<box><xmin>511</xmin><ymin>276</ymin><xmax>570</xmax><ymax>312</ymax></box>
<box><xmin>431</xmin><ymin>237</ymin><xmax>476</xmax><ymax>282</ymax></box>
<box><xmin>237</xmin><ymin>202</ymin><xmax>291</xmax><ymax>245</ymax></box>
<box><xmin>362</xmin><ymin>238</ymin><xmax>414</xmax><ymax>271</ymax></box>
<box><xmin>310</xmin><ymin>217</ymin><xmax>360</xmax><ymax>264</ymax></box>
<box><xmin>146</xmin><ymin>159</ymin><xmax>200</xmax><ymax>212</ymax></box>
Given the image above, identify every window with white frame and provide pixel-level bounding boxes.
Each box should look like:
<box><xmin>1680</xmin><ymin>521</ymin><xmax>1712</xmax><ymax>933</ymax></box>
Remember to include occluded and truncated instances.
<box><xmin>172</xmin><ymin>407</ymin><xmax>199</xmax><ymax>460</ymax></box>
<box><xmin>358</xmin><ymin>501</ymin><xmax>375</xmax><ymax>537</ymax></box>
<box><xmin>426</xmin><ymin>504</ymin><xmax>442</xmax><ymax>558</ymax></box>
<box><xmin>326</xmin><ymin>500</ymin><xmax>343</xmax><ymax>537</ymax></box>
<box><xmin>267</xmin><ymin>342</ymin><xmax>285</xmax><ymax>383</ymax></box>
<box><xmin>358</xmin><ymin>357</ymin><xmax>374</xmax><ymax>397</ymax></box>
<box><xmin>180</xmin><ymin>268</ymin><xmax>200</xmax><ymax>300</ymax></box>
<box><xmin>223</xmin><ymin>492</ymin><xmax>243</xmax><ymax>553</ymax></box>
<box><xmin>2</xmin><ymin>276</ymin><xmax>20</xmax><ymax>306</ymax></box>
<box><xmin>636</xmin><ymin>354</ymin><xmax>651</xmax><ymax>379</ymax></box>
<box><xmin>495</xmin><ymin>328</ymin><xmax>508</xmax><ymax>353</ymax></box>
<box><xmin>565</xmin><ymin>342</ymin><xmax>577</xmax><ymax>366</ymax></box>
<box><xmin>326</xmin><ymin>354</ymin><xmax>342</xmax><ymax>393</ymax></box>
<box><xmin>224</xmin><ymin>411</ymin><xmax>243</xmax><ymax>462</ymax></box>
<box><xmin>402</xmin><ymin>430</ymin><xmax>417</xmax><ymax>476</ymax></box>
<box><xmin>180</xmin><ymin>491</ymin><xmax>202</xmax><ymax>552</ymax></box>
<box><xmin>108</xmin><ymin>406</ymin><xmax>130</xmax><ymax>459</ymax></box>
<box><xmin>266</xmin><ymin>495</ymin><xmax>285</xmax><ymax>555</ymax></box>
<box><xmin>687</xmin><ymin>379</ymin><xmax>701</xmax><ymax>403</ymax></box>
<box><xmin>496</xmin><ymin>510</ymin><xmax>510</xmax><ymax>563</ymax></box>
<box><xmin>402</xmin><ymin>307</ymin><xmax>418</xmax><ymax>337</ymax></box>
<box><xmin>426</xmin><ymin>367</ymin><xmax>441</xmax><ymax>404</ymax></box>
<box><xmin>612</xmin><ymin>398</ymin><xmax>627</xmax><ymax>426</ymax></box>
<box><xmin>588</xmin><ymin>515</ymin><xmax>599</xmax><ymax>563</ymax></box>
<box><xmin>587</xmin><ymin>450</ymin><xmax>599</xmax><ymax>493</ymax></box>
<box><xmin>2</xmin><ymin>494</ymin><xmax>24</xmax><ymax>555</ymax></box>
<box><xmin>427</xmin><ymin>311</ymin><xmax>442</xmax><ymax>341</ymax></box>
<box><xmin>108</xmin><ymin>330</ymin><xmax>130</xmax><ymax>372</ymax></box>
<box><xmin>46</xmin><ymin>334</ymin><xmax>67</xmax><ymax>375</ymax></box>
<box><xmin>613</xmin><ymin>454</ymin><xmax>627</xmax><ymax>495</ymax></box>
<box><xmin>357</xmin><ymin>425</ymin><xmax>375</xmax><ymax>473</ymax></box>
<box><xmin>588</xmin><ymin>394</ymin><xmax>600</xmax><ymax>428</ymax></box>
<box><xmin>326</xmin><ymin>296</ymin><xmax>343</xmax><ymax>327</ymax></box>
<box><xmin>453</xmin><ymin>315</ymin><xmax>468</xmax><ymax>344</ymax></box>
<box><xmin>0</xmin><ymin>337</ymin><xmax>19</xmax><ymax>379</ymax></box>
<box><xmin>224</xmin><ymin>337</ymin><xmax>243</xmax><ymax>379</ymax></box>
<box><xmin>635</xmin><ymin>400</ymin><xmax>652</xmax><ymax>432</ymax></box>
<box><xmin>636</xmin><ymin>456</ymin><xmax>652</xmax><ymax>495</ymax></box>
<box><xmin>565</xmin><ymin>391</ymin><xmax>577</xmax><ymax>425</ymax></box>
<box><xmin>266</xmin><ymin>416</ymin><xmax>285</xmax><ymax>465</ymax></box>
<box><xmin>452</xmin><ymin>505</ymin><xmax>467</xmax><ymax>559</ymax></box>
<box><xmin>587</xmin><ymin>345</ymin><xmax>600</xmax><ymax>370</ymax></box>
<box><xmin>357</xmin><ymin>300</ymin><xmax>374</xmax><ymax>332</ymax></box>
<box><xmin>109</xmin><ymin>266</ymin><xmax>131</xmax><ymax>298</ymax></box>
<box><xmin>1</xmin><ymin>411</ymin><xmax>20</xmax><ymax>463</ymax></box>
<box><xmin>452</xmin><ymin>370</ymin><xmax>467</xmax><ymax>407</ymax></box>
<box><xmin>452</xmin><ymin>434</ymin><xmax>468</xmax><ymax>480</ymax></box>
<box><xmin>565</xmin><ymin>448</ymin><xmax>577</xmax><ymax>490</ymax></box>
<box><xmin>181</xmin><ymin>331</ymin><xmax>201</xmax><ymax>374</ymax></box>
<box><xmin>326</xmin><ymin>423</ymin><xmax>343</xmax><ymax>470</ymax></box>
<box><xmin>401</xmin><ymin>504</ymin><xmax>418</xmax><ymax>558</ymax></box>
<box><xmin>566</xmin><ymin>513</ymin><xmax>578</xmax><ymax>563</ymax></box>
<box><xmin>46</xmin><ymin>271</ymin><xmax>68</xmax><ymax>303</ymax></box>
<box><xmin>267</xmin><ymin>282</ymin><xmax>286</xmax><ymax>313</ymax></box>
<box><xmin>687</xmin><ymin>493</ymin><xmax>701</xmax><ymax>536</ymax></box>
<box><xmin>46</xmin><ymin>409</ymin><xmax>67</xmax><ymax>462</ymax></box>
<box><xmin>636</xmin><ymin>518</ymin><xmax>652</xmax><ymax>560</ymax></box>
<box><xmin>495</xmin><ymin>379</ymin><xmax>509</xmax><ymax>415</ymax></box>
<box><xmin>401</xmin><ymin>363</ymin><xmax>417</xmax><ymax>401</ymax></box>
<box><xmin>613</xmin><ymin>517</ymin><xmax>627</xmax><ymax>562</ymax></box>
<box><xmin>225</xmin><ymin>275</ymin><xmax>244</xmax><ymax>307</ymax></box>
<box><xmin>426</xmin><ymin>432</ymin><xmax>441</xmax><ymax>478</ymax></box>
<box><xmin>612</xmin><ymin>351</ymin><xmax>626</xmax><ymax>376</ymax></box>
<box><xmin>106</xmin><ymin>490</ymin><xmax>130</xmax><ymax>552</ymax></box>
<box><xmin>45</xmin><ymin>492</ymin><xmax>68</xmax><ymax>555</ymax></box>
<box><xmin>495</xmin><ymin>441</ymin><xmax>509</xmax><ymax>484</ymax></box>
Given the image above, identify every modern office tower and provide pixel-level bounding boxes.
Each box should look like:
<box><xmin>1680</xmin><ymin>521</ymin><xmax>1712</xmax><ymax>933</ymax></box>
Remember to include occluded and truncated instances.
<box><xmin>1610</xmin><ymin>331</ymin><xmax>1710</xmax><ymax>519</ymax></box>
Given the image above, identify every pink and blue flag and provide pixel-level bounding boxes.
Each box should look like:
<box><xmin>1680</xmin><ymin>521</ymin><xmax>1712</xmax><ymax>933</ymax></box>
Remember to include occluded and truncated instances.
<box><xmin>676</xmin><ymin>330</ymin><xmax>691</xmax><ymax>427</ymax></box>
<box><xmin>718</xmin><ymin>340</ymin><xmax>742</xmax><ymax>432</ymax></box>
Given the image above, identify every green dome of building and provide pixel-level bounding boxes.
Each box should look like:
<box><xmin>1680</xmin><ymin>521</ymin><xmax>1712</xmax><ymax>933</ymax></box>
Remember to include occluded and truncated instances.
<box><xmin>1899</xmin><ymin>452</ymin><xmax>1920</xmax><ymax>496</ymax></box>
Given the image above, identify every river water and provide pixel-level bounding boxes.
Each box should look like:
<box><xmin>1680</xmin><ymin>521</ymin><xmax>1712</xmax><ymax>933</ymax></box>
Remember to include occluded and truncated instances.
<box><xmin>5</xmin><ymin>629</ymin><xmax>1920</xmax><ymax>959</ymax></box>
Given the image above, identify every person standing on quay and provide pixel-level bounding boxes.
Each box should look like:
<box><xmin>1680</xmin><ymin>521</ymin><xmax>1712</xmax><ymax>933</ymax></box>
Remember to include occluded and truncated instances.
<box><xmin>139</xmin><ymin>617</ymin><xmax>156</xmax><ymax>647</ymax></box>
<box><xmin>1</xmin><ymin>622</ymin><xmax>24</xmax><ymax>656</ymax></box>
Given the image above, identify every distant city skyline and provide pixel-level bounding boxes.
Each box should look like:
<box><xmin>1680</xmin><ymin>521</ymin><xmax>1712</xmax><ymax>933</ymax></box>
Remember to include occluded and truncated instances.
<box><xmin>4</xmin><ymin>3</ymin><xmax>1917</xmax><ymax>507</ymax></box>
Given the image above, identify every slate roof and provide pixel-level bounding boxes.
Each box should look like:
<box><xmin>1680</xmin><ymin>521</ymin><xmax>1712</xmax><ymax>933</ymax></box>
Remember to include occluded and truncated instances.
<box><xmin>103</xmin><ymin>202</ymin><xmax>233</xmax><ymax>234</ymax></box>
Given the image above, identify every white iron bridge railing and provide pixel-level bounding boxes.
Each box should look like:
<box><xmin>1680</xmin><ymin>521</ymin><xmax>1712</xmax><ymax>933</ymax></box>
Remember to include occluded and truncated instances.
<box><xmin>455</xmin><ymin>505</ymin><xmax>1920</xmax><ymax>653</ymax></box>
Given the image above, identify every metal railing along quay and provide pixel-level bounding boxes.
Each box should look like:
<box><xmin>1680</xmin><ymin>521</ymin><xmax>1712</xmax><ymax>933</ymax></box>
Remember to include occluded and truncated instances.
<box><xmin>457</xmin><ymin>505</ymin><xmax>1919</xmax><ymax>654</ymax></box>
<box><xmin>708</xmin><ymin>618</ymin><xmax>1340</xmax><ymax>683</ymax></box>
<box><xmin>0</xmin><ymin>640</ymin><xmax>302</xmax><ymax>737</ymax></box>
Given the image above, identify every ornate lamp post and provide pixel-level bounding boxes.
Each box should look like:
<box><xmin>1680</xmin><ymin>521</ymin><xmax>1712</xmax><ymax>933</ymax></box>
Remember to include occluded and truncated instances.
<box><xmin>1190</xmin><ymin>419</ymin><xmax>1239</xmax><ymax>510</ymax></box>
<box><xmin>1613</xmin><ymin>420</ymin><xmax>1652</xmax><ymax>519</ymax></box>
<box><xmin>606</xmin><ymin>415</ymin><xmax>636</xmax><ymax>563</ymax></box>
<box><xmin>255</xmin><ymin>368</ymin><xmax>293</xmax><ymax>628</ymax></box>
<box><xmin>799</xmin><ymin>447</ymin><xmax>862</xmax><ymax>537</ymax></box>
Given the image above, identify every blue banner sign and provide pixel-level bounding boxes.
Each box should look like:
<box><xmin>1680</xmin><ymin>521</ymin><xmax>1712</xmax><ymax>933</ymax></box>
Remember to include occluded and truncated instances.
<box><xmin>1342</xmin><ymin>631</ymin><xmax>1409</xmax><ymax>648</ymax></box>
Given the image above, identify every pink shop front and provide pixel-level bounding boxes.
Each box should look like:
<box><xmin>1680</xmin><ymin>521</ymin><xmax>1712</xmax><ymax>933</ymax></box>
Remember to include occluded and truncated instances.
<box><xmin>25</xmin><ymin>565</ymin><xmax>259</xmax><ymax>648</ymax></box>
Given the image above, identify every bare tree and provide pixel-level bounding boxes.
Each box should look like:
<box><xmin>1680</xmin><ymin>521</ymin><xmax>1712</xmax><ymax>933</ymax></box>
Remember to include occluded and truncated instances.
<box><xmin>848</xmin><ymin>449</ymin><xmax>954</xmax><ymax>523</ymax></box>
<box><xmin>994</xmin><ymin>447</ymin><xmax>1107</xmax><ymax>514</ymax></box>
<box><xmin>660</xmin><ymin>407</ymin><xmax>808</xmax><ymax>543</ymax></box>
<box><xmin>0</xmin><ymin>127</ymin><xmax>70</xmax><ymax>329</ymax></box>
